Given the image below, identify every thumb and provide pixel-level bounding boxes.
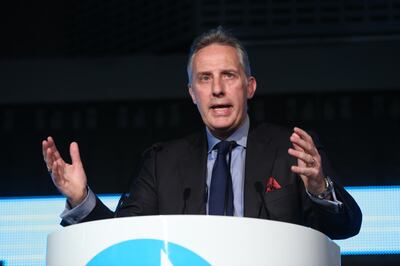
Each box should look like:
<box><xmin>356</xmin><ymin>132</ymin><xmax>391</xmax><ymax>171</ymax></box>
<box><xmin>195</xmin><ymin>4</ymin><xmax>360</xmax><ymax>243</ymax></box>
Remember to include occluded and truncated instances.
<box><xmin>70</xmin><ymin>142</ymin><xmax>82</xmax><ymax>165</ymax></box>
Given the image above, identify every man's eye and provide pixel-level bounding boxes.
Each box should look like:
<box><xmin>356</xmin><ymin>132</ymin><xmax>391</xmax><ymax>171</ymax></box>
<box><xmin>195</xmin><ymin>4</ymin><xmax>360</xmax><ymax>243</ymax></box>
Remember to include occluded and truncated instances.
<box><xmin>223</xmin><ymin>72</ymin><xmax>235</xmax><ymax>79</ymax></box>
<box><xmin>200</xmin><ymin>75</ymin><xmax>210</xmax><ymax>81</ymax></box>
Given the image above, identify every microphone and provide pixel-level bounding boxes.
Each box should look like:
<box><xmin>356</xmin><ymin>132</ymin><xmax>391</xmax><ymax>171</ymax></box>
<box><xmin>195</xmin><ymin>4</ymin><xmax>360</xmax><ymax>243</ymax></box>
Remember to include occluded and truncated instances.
<box><xmin>182</xmin><ymin>188</ymin><xmax>191</xmax><ymax>214</ymax></box>
<box><xmin>255</xmin><ymin>182</ymin><xmax>270</xmax><ymax>219</ymax></box>
<box><xmin>151</xmin><ymin>143</ymin><xmax>162</xmax><ymax>152</ymax></box>
<box><xmin>141</xmin><ymin>142</ymin><xmax>163</xmax><ymax>157</ymax></box>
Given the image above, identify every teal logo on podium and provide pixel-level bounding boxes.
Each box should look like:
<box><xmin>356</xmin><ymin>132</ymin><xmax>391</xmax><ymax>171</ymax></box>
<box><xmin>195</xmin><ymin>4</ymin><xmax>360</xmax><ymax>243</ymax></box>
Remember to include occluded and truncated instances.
<box><xmin>87</xmin><ymin>239</ymin><xmax>211</xmax><ymax>266</ymax></box>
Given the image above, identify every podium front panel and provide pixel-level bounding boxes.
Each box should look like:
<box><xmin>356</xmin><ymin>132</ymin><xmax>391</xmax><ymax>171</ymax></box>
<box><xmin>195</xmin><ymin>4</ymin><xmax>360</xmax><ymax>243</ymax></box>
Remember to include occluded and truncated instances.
<box><xmin>47</xmin><ymin>215</ymin><xmax>340</xmax><ymax>266</ymax></box>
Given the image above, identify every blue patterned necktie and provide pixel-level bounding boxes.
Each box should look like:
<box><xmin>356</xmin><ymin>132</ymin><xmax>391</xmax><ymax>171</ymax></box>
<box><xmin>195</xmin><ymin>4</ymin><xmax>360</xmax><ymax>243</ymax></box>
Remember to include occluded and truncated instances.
<box><xmin>209</xmin><ymin>141</ymin><xmax>235</xmax><ymax>216</ymax></box>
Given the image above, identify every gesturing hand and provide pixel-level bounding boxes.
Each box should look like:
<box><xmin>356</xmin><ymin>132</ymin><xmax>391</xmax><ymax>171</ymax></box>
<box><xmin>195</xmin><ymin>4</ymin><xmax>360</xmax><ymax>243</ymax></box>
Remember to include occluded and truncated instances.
<box><xmin>42</xmin><ymin>136</ymin><xmax>88</xmax><ymax>207</ymax></box>
<box><xmin>288</xmin><ymin>127</ymin><xmax>326</xmax><ymax>195</ymax></box>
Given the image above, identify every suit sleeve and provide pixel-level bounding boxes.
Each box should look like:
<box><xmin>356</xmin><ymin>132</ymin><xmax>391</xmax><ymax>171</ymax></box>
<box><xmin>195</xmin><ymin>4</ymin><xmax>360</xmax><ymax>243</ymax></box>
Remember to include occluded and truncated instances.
<box><xmin>308</xmin><ymin>180</ymin><xmax>362</xmax><ymax>239</ymax></box>
<box><xmin>304</xmin><ymin>132</ymin><xmax>362</xmax><ymax>239</ymax></box>
<box><xmin>60</xmin><ymin>145</ymin><xmax>160</xmax><ymax>226</ymax></box>
<box><xmin>60</xmin><ymin>189</ymin><xmax>114</xmax><ymax>226</ymax></box>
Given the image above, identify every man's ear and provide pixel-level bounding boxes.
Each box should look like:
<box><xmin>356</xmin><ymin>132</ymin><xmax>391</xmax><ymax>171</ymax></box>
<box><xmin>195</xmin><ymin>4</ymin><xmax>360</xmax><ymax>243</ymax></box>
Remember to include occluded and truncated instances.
<box><xmin>188</xmin><ymin>84</ymin><xmax>197</xmax><ymax>104</ymax></box>
<box><xmin>246</xmin><ymin>76</ymin><xmax>257</xmax><ymax>99</ymax></box>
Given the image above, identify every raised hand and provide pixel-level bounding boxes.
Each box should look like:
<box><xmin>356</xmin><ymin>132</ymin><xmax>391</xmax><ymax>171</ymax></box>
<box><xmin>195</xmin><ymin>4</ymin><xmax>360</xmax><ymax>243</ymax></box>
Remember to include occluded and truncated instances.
<box><xmin>42</xmin><ymin>136</ymin><xmax>88</xmax><ymax>207</ymax></box>
<box><xmin>288</xmin><ymin>127</ymin><xmax>326</xmax><ymax>195</ymax></box>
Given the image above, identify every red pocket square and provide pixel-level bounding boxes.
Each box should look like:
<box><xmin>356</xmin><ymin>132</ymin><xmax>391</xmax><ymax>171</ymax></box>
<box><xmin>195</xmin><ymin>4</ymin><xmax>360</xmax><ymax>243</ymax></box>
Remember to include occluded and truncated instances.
<box><xmin>265</xmin><ymin>177</ymin><xmax>282</xmax><ymax>192</ymax></box>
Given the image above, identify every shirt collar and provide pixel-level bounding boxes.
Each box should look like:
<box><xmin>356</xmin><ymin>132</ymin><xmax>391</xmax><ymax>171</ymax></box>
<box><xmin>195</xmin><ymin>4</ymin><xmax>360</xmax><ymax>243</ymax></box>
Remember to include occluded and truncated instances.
<box><xmin>206</xmin><ymin>115</ymin><xmax>250</xmax><ymax>153</ymax></box>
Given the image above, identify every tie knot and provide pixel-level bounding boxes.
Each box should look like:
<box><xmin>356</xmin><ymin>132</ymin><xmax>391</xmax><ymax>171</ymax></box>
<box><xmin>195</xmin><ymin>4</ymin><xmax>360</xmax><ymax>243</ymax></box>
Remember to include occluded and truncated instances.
<box><xmin>214</xmin><ymin>141</ymin><xmax>236</xmax><ymax>155</ymax></box>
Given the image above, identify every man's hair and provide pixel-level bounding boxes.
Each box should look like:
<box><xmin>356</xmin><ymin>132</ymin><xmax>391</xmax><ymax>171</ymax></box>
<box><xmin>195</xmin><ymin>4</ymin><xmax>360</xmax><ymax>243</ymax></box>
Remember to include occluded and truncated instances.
<box><xmin>187</xmin><ymin>26</ymin><xmax>251</xmax><ymax>84</ymax></box>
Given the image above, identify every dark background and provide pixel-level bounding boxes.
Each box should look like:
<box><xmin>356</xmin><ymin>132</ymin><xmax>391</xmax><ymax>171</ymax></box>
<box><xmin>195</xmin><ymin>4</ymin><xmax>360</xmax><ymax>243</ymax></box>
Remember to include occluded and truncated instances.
<box><xmin>1</xmin><ymin>1</ymin><xmax>400</xmax><ymax>265</ymax></box>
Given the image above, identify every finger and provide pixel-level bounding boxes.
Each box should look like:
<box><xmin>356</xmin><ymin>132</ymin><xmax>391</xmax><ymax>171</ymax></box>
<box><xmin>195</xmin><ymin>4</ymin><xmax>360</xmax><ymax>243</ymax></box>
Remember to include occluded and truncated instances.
<box><xmin>43</xmin><ymin>140</ymin><xmax>52</xmax><ymax>167</ymax></box>
<box><xmin>54</xmin><ymin>159</ymin><xmax>66</xmax><ymax>185</ymax></box>
<box><xmin>46</xmin><ymin>136</ymin><xmax>56</xmax><ymax>153</ymax></box>
<box><xmin>291</xmin><ymin>165</ymin><xmax>318</xmax><ymax>177</ymax></box>
<box><xmin>45</xmin><ymin>138</ymin><xmax>65</xmax><ymax>167</ymax></box>
<box><xmin>42</xmin><ymin>139</ymin><xmax>49</xmax><ymax>158</ymax></box>
<box><xmin>43</xmin><ymin>137</ymin><xmax>57</xmax><ymax>159</ymax></box>
<box><xmin>46</xmin><ymin>146</ymin><xmax>65</xmax><ymax>170</ymax></box>
<box><xmin>51</xmin><ymin>149</ymin><xmax>62</xmax><ymax>163</ymax></box>
<box><xmin>290</xmin><ymin>133</ymin><xmax>316</xmax><ymax>156</ymax></box>
<box><xmin>44</xmin><ymin>147</ymin><xmax>55</xmax><ymax>170</ymax></box>
<box><xmin>50</xmin><ymin>160</ymin><xmax>61</xmax><ymax>184</ymax></box>
<box><xmin>292</xmin><ymin>143</ymin><xmax>304</xmax><ymax>152</ymax></box>
<box><xmin>70</xmin><ymin>142</ymin><xmax>82</xmax><ymax>166</ymax></box>
<box><xmin>288</xmin><ymin>148</ymin><xmax>315</xmax><ymax>165</ymax></box>
<box><xmin>47</xmin><ymin>137</ymin><xmax>62</xmax><ymax>160</ymax></box>
<box><xmin>294</xmin><ymin>127</ymin><xmax>314</xmax><ymax>144</ymax></box>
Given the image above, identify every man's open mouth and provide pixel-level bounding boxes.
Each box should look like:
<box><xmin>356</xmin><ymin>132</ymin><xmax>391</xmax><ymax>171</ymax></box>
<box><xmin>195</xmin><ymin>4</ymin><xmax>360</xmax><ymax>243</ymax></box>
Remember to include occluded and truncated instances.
<box><xmin>210</xmin><ymin>104</ymin><xmax>232</xmax><ymax>110</ymax></box>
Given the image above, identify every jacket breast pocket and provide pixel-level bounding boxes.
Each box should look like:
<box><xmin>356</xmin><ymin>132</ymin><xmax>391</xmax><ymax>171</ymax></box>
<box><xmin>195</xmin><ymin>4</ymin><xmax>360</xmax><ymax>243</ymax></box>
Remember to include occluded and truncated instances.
<box><xmin>264</xmin><ymin>184</ymin><xmax>302</xmax><ymax>224</ymax></box>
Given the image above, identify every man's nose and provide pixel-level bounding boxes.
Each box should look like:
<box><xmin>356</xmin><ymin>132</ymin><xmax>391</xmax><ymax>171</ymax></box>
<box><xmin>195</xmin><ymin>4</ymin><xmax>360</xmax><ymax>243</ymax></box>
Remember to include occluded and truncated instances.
<box><xmin>212</xmin><ymin>77</ymin><xmax>224</xmax><ymax>97</ymax></box>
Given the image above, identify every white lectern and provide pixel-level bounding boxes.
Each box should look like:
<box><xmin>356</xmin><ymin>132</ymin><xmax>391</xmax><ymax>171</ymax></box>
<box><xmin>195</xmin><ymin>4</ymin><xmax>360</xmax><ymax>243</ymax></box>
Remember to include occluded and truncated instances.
<box><xmin>47</xmin><ymin>215</ymin><xmax>340</xmax><ymax>266</ymax></box>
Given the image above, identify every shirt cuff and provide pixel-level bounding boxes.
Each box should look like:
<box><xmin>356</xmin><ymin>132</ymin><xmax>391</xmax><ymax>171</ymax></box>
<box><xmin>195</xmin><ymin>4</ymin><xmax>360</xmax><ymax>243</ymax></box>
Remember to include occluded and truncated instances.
<box><xmin>306</xmin><ymin>185</ymin><xmax>343</xmax><ymax>213</ymax></box>
<box><xmin>60</xmin><ymin>187</ymin><xmax>96</xmax><ymax>224</ymax></box>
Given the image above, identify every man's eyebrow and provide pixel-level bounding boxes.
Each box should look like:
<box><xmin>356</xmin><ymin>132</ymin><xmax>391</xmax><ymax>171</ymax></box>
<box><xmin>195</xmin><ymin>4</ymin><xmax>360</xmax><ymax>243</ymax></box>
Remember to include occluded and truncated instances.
<box><xmin>196</xmin><ymin>71</ymin><xmax>212</xmax><ymax>76</ymax></box>
<box><xmin>195</xmin><ymin>69</ymin><xmax>239</xmax><ymax>76</ymax></box>
<box><xmin>221</xmin><ymin>69</ymin><xmax>238</xmax><ymax>73</ymax></box>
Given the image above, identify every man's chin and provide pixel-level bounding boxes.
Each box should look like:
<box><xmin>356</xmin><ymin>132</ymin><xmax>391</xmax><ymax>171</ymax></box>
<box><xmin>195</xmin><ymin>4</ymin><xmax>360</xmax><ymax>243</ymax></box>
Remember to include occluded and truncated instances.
<box><xmin>208</xmin><ymin>124</ymin><xmax>237</xmax><ymax>139</ymax></box>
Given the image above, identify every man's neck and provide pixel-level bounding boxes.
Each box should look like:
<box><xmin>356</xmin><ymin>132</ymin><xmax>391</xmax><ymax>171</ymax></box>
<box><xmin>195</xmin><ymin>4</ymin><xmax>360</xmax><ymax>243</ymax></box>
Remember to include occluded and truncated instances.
<box><xmin>209</xmin><ymin>130</ymin><xmax>232</xmax><ymax>140</ymax></box>
<box><xmin>206</xmin><ymin>115</ymin><xmax>250</xmax><ymax>151</ymax></box>
<box><xmin>208</xmin><ymin>116</ymin><xmax>249</xmax><ymax>140</ymax></box>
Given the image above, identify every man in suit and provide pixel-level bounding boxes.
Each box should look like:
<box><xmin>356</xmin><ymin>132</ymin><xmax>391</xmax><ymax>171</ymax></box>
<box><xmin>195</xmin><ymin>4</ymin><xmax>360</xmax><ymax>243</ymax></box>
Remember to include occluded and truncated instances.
<box><xmin>42</xmin><ymin>27</ymin><xmax>361</xmax><ymax>240</ymax></box>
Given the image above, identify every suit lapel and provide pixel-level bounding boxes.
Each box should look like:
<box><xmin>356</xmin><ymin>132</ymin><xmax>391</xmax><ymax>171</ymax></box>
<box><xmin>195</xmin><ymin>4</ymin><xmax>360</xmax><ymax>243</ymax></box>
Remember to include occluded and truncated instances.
<box><xmin>179</xmin><ymin>132</ymin><xmax>208</xmax><ymax>214</ymax></box>
<box><xmin>244</xmin><ymin>124</ymin><xmax>276</xmax><ymax>218</ymax></box>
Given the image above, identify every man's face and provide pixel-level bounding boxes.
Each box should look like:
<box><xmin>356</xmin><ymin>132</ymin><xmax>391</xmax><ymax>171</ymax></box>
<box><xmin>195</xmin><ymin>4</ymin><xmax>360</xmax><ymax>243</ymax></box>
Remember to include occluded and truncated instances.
<box><xmin>188</xmin><ymin>44</ymin><xmax>256</xmax><ymax>139</ymax></box>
